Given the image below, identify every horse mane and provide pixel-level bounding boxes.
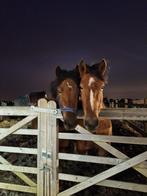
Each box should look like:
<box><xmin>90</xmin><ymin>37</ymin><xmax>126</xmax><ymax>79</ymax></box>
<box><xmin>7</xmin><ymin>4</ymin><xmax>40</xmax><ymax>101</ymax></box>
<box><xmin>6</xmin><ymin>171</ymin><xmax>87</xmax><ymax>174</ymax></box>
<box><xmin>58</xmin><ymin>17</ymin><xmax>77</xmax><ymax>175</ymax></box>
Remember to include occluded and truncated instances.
<box><xmin>50</xmin><ymin>68</ymin><xmax>80</xmax><ymax>99</ymax></box>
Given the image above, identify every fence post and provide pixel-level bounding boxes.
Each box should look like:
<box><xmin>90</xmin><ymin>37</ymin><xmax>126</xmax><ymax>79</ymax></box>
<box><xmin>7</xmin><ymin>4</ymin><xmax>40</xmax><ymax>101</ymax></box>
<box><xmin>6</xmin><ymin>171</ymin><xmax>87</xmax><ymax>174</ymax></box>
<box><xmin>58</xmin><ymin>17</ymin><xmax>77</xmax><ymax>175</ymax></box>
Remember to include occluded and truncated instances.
<box><xmin>125</xmin><ymin>98</ymin><xmax>128</xmax><ymax>108</ymax></box>
<box><xmin>110</xmin><ymin>99</ymin><xmax>114</xmax><ymax>108</ymax></box>
<box><xmin>37</xmin><ymin>98</ymin><xmax>48</xmax><ymax>196</ymax></box>
<box><xmin>115</xmin><ymin>99</ymin><xmax>118</xmax><ymax>108</ymax></box>
<box><xmin>47</xmin><ymin>100</ymin><xmax>59</xmax><ymax>196</ymax></box>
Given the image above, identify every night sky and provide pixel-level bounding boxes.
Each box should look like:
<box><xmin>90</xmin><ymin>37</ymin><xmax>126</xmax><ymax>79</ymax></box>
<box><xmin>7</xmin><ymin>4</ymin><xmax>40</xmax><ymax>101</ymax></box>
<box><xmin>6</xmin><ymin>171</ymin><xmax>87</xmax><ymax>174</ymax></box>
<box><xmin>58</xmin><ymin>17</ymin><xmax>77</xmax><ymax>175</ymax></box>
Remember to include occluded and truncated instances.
<box><xmin>0</xmin><ymin>0</ymin><xmax>147</xmax><ymax>100</ymax></box>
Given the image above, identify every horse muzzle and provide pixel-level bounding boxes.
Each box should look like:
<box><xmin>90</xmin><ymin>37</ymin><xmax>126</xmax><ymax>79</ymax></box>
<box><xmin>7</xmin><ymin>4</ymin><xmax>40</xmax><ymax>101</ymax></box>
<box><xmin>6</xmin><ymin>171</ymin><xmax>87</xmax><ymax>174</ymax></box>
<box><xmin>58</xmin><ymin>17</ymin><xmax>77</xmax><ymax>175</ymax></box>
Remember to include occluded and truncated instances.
<box><xmin>63</xmin><ymin>112</ymin><xmax>77</xmax><ymax>130</ymax></box>
<box><xmin>84</xmin><ymin>117</ymin><xmax>99</xmax><ymax>132</ymax></box>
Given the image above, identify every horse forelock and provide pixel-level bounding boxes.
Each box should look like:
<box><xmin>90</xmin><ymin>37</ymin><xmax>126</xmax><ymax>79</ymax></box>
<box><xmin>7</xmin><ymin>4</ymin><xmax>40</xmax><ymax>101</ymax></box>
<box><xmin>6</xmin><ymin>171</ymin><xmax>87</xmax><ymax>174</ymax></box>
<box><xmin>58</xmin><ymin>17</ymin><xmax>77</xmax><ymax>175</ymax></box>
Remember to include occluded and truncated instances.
<box><xmin>88</xmin><ymin>64</ymin><xmax>108</xmax><ymax>82</ymax></box>
<box><xmin>50</xmin><ymin>69</ymin><xmax>80</xmax><ymax>99</ymax></box>
<box><xmin>88</xmin><ymin>77</ymin><xmax>95</xmax><ymax>87</ymax></box>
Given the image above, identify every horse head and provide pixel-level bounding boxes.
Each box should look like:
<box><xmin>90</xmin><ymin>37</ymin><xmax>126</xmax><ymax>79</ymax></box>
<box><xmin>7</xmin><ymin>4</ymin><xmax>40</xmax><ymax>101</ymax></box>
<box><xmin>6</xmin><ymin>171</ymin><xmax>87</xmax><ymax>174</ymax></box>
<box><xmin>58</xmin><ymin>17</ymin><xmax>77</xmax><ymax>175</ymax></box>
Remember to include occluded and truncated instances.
<box><xmin>78</xmin><ymin>59</ymin><xmax>108</xmax><ymax>131</ymax></box>
<box><xmin>50</xmin><ymin>65</ymin><xmax>80</xmax><ymax>130</ymax></box>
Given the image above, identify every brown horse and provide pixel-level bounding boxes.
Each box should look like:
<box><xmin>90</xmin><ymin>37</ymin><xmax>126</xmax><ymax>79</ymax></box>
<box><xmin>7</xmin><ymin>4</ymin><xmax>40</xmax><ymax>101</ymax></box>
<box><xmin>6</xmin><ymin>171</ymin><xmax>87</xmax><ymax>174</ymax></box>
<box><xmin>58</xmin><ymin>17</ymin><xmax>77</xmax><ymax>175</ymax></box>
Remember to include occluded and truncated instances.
<box><xmin>50</xmin><ymin>66</ymin><xmax>80</xmax><ymax>130</ymax></box>
<box><xmin>50</xmin><ymin>66</ymin><xmax>80</xmax><ymax>153</ymax></box>
<box><xmin>77</xmin><ymin>59</ymin><xmax>112</xmax><ymax>155</ymax></box>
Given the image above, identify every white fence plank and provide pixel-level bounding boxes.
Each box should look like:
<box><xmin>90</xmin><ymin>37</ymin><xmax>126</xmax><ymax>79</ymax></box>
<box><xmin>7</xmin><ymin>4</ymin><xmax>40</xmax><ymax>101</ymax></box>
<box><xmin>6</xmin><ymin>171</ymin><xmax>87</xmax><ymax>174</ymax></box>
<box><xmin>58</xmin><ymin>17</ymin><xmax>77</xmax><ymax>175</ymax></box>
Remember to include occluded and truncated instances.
<box><xmin>0</xmin><ymin>164</ymin><xmax>37</xmax><ymax>174</ymax></box>
<box><xmin>59</xmin><ymin>132</ymin><xmax>147</xmax><ymax>145</ymax></box>
<box><xmin>99</xmin><ymin>108</ymin><xmax>147</xmax><ymax>120</ymax></box>
<box><xmin>0</xmin><ymin>182</ymin><xmax>37</xmax><ymax>193</ymax></box>
<box><xmin>0</xmin><ymin>146</ymin><xmax>37</xmax><ymax>154</ymax></box>
<box><xmin>0</xmin><ymin>128</ymin><xmax>38</xmax><ymax>135</ymax></box>
<box><xmin>57</xmin><ymin>108</ymin><xmax>147</xmax><ymax>120</ymax></box>
<box><xmin>58</xmin><ymin>151</ymin><xmax>147</xmax><ymax>195</ymax></box>
<box><xmin>59</xmin><ymin>152</ymin><xmax>123</xmax><ymax>165</ymax></box>
<box><xmin>0</xmin><ymin>106</ymin><xmax>37</xmax><ymax>116</ymax></box>
<box><xmin>0</xmin><ymin>106</ymin><xmax>147</xmax><ymax>120</ymax></box>
<box><xmin>59</xmin><ymin>153</ymin><xmax>147</xmax><ymax>169</ymax></box>
<box><xmin>59</xmin><ymin>173</ymin><xmax>147</xmax><ymax>193</ymax></box>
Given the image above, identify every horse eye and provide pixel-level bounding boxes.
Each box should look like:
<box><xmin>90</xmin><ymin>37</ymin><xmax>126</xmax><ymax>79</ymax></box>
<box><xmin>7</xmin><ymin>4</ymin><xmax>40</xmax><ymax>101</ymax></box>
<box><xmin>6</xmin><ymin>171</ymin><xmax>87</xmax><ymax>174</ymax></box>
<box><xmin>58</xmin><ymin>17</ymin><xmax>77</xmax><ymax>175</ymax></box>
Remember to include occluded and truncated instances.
<box><xmin>80</xmin><ymin>85</ymin><xmax>83</xmax><ymax>90</ymax></box>
<box><xmin>57</xmin><ymin>89</ymin><xmax>62</xmax><ymax>94</ymax></box>
<box><xmin>80</xmin><ymin>87</ymin><xmax>83</xmax><ymax>92</ymax></box>
<box><xmin>101</xmin><ymin>86</ymin><xmax>104</xmax><ymax>91</ymax></box>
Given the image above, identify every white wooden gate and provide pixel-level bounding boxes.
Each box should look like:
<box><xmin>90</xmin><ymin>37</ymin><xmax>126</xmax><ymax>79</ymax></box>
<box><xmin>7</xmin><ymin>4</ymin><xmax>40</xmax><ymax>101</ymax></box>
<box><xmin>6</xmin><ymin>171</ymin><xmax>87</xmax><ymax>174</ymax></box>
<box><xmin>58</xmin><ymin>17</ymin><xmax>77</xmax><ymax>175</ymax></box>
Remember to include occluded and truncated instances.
<box><xmin>0</xmin><ymin>99</ymin><xmax>147</xmax><ymax>195</ymax></box>
<box><xmin>57</xmin><ymin>105</ymin><xmax>147</xmax><ymax>195</ymax></box>
<box><xmin>0</xmin><ymin>99</ymin><xmax>59</xmax><ymax>195</ymax></box>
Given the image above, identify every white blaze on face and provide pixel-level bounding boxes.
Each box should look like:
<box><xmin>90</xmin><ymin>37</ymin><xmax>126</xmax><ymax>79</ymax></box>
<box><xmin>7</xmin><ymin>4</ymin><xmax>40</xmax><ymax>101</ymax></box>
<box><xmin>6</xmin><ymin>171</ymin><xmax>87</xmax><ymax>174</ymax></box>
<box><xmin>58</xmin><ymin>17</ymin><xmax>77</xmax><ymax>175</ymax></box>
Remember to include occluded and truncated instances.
<box><xmin>88</xmin><ymin>77</ymin><xmax>95</xmax><ymax>111</ymax></box>
<box><xmin>90</xmin><ymin>89</ymin><xmax>94</xmax><ymax>111</ymax></box>
<box><xmin>67</xmin><ymin>82</ymin><xmax>72</xmax><ymax>89</ymax></box>
<box><xmin>88</xmin><ymin>77</ymin><xmax>95</xmax><ymax>87</ymax></box>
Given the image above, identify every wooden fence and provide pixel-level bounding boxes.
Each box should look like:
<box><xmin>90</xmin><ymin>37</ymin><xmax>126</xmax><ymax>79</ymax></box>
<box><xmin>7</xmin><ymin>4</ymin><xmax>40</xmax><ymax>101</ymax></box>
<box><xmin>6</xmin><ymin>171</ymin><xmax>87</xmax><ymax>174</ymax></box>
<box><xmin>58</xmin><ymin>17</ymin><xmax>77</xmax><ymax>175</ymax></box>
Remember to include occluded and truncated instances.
<box><xmin>0</xmin><ymin>99</ymin><xmax>147</xmax><ymax>195</ymax></box>
<box><xmin>108</xmin><ymin>98</ymin><xmax>147</xmax><ymax>108</ymax></box>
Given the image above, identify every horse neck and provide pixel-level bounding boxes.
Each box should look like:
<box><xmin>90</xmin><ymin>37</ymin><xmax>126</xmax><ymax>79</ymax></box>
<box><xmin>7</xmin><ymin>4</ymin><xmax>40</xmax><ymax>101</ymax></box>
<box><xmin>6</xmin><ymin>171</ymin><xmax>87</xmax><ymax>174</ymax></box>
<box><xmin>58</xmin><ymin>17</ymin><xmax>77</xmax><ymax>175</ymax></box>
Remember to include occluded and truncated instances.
<box><xmin>101</xmin><ymin>102</ymin><xmax>105</xmax><ymax>109</ymax></box>
<box><xmin>95</xmin><ymin>99</ymin><xmax>105</xmax><ymax>118</ymax></box>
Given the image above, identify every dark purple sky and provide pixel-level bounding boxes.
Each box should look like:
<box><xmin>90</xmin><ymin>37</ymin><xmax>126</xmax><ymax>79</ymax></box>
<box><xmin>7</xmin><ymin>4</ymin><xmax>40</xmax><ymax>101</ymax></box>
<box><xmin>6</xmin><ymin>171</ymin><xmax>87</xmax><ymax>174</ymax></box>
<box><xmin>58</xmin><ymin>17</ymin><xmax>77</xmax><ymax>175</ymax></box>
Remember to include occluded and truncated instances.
<box><xmin>0</xmin><ymin>0</ymin><xmax>147</xmax><ymax>100</ymax></box>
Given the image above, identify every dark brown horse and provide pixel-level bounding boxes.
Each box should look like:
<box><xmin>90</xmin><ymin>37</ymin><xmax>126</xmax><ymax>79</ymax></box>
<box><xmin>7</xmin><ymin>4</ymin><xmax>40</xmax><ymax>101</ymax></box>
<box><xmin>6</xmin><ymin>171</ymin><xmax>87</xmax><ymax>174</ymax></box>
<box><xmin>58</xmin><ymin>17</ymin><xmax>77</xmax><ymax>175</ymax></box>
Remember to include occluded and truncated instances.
<box><xmin>50</xmin><ymin>66</ymin><xmax>80</xmax><ymax>153</ymax></box>
<box><xmin>50</xmin><ymin>66</ymin><xmax>80</xmax><ymax>130</ymax></box>
<box><xmin>77</xmin><ymin>59</ymin><xmax>112</xmax><ymax>155</ymax></box>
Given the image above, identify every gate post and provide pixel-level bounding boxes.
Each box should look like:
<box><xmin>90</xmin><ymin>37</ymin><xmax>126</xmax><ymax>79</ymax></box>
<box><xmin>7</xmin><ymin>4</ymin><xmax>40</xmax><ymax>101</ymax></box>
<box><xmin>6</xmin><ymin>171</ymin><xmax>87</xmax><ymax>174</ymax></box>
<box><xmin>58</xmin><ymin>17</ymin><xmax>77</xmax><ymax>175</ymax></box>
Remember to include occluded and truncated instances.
<box><xmin>37</xmin><ymin>98</ymin><xmax>49</xmax><ymax>196</ymax></box>
<box><xmin>37</xmin><ymin>99</ymin><xmax>59</xmax><ymax>196</ymax></box>
<box><xmin>47</xmin><ymin>101</ymin><xmax>59</xmax><ymax>196</ymax></box>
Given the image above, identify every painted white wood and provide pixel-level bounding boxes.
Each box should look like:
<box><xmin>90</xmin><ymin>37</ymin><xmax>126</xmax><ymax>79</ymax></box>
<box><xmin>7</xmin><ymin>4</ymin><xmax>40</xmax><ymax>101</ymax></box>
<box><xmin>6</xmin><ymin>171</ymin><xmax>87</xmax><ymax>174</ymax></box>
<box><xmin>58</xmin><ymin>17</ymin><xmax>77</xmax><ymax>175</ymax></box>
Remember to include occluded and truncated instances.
<box><xmin>0</xmin><ymin>107</ymin><xmax>147</xmax><ymax>120</ymax></box>
<box><xmin>57</xmin><ymin>108</ymin><xmax>147</xmax><ymax>120</ymax></box>
<box><xmin>58</xmin><ymin>151</ymin><xmax>147</xmax><ymax>195</ymax></box>
<box><xmin>0</xmin><ymin>164</ymin><xmax>37</xmax><ymax>174</ymax></box>
<box><xmin>0</xmin><ymin>182</ymin><xmax>37</xmax><ymax>193</ymax></box>
<box><xmin>0</xmin><ymin>104</ymin><xmax>147</xmax><ymax>194</ymax></box>
<box><xmin>37</xmin><ymin>98</ymin><xmax>48</xmax><ymax>196</ymax></box>
<box><xmin>59</xmin><ymin>132</ymin><xmax>147</xmax><ymax>145</ymax></box>
<box><xmin>0</xmin><ymin>128</ymin><xmax>38</xmax><ymax>135</ymax></box>
<box><xmin>59</xmin><ymin>153</ymin><xmax>147</xmax><ymax>169</ymax></box>
<box><xmin>0</xmin><ymin>146</ymin><xmax>37</xmax><ymax>154</ymax></box>
<box><xmin>0</xmin><ymin>106</ymin><xmax>37</xmax><ymax>116</ymax></box>
<box><xmin>59</xmin><ymin>173</ymin><xmax>147</xmax><ymax>193</ymax></box>
<box><xmin>48</xmin><ymin>101</ymin><xmax>59</xmax><ymax>196</ymax></box>
<box><xmin>99</xmin><ymin>108</ymin><xmax>147</xmax><ymax>120</ymax></box>
<box><xmin>59</xmin><ymin>153</ymin><xmax>123</xmax><ymax>165</ymax></box>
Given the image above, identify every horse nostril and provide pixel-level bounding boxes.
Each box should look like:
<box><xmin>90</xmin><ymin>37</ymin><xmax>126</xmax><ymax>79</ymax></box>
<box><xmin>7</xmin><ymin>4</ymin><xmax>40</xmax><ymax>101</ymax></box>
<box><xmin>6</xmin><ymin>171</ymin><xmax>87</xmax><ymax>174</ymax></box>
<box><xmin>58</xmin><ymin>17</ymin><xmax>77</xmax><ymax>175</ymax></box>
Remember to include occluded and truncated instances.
<box><xmin>64</xmin><ymin>120</ymin><xmax>70</xmax><ymax>130</ymax></box>
<box><xmin>64</xmin><ymin>117</ymin><xmax>77</xmax><ymax>130</ymax></box>
<box><xmin>85</xmin><ymin>117</ymin><xmax>98</xmax><ymax>131</ymax></box>
<box><xmin>64</xmin><ymin>120</ymin><xmax>68</xmax><ymax>127</ymax></box>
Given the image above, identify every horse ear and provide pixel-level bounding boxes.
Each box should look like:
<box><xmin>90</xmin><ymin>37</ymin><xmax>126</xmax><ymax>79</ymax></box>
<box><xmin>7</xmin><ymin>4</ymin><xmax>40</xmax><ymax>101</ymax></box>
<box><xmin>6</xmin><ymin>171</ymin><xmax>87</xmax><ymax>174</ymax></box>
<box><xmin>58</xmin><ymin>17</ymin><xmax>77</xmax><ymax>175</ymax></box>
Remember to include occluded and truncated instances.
<box><xmin>56</xmin><ymin>66</ymin><xmax>61</xmax><ymax>77</ymax></box>
<box><xmin>78</xmin><ymin>60</ymin><xmax>88</xmax><ymax>77</ymax></box>
<box><xmin>98</xmin><ymin>59</ymin><xmax>107</xmax><ymax>78</ymax></box>
<box><xmin>74</xmin><ymin>65</ymin><xmax>79</xmax><ymax>74</ymax></box>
